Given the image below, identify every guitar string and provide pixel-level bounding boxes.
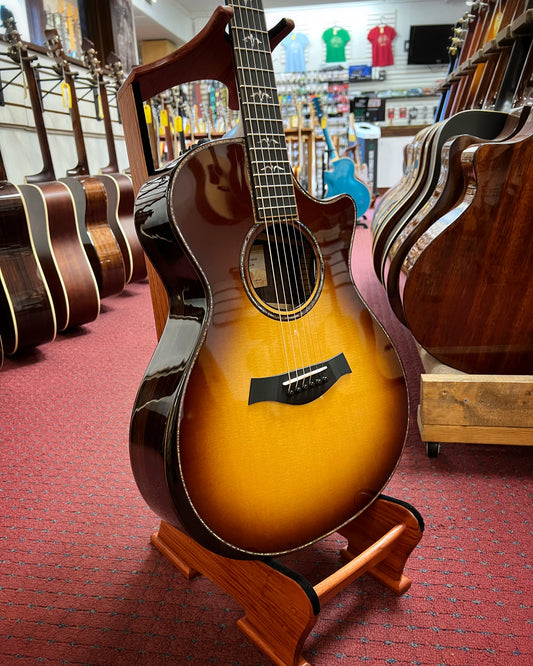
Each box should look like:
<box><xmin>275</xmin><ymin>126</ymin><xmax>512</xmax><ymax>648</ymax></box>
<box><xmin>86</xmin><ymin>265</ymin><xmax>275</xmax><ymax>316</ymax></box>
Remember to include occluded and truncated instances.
<box><xmin>231</xmin><ymin>2</ymin><xmax>295</xmax><ymax>382</ymax></box>
<box><xmin>234</xmin><ymin>0</ymin><xmax>318</xmax><ymax>387</ymax></box>
<box><xmin>246</xmin><ymin>0</ymin><xmax>325</xmax><ymax>385</ymax></box>
<box><xmin>249</xmin><ymin>2</ymin><xmax>324</xmax><ymax>384</ymax></box>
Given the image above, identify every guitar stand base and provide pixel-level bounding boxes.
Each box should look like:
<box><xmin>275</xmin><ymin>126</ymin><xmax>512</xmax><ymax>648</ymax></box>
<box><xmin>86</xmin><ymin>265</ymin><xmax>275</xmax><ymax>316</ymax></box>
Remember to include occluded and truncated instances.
<box><xmin>150</xmin><ymin>495</ymin><xmax>424</xmax><ymax>666</ymax></box>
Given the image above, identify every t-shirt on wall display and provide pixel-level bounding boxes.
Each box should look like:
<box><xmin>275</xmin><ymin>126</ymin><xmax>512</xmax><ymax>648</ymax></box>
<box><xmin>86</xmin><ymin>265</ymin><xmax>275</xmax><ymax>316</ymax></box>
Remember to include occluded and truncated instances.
<box><xmin>282</xmin><ymin>32</ymin><xmax>310</xmax><ymax>72</ymax></box>
<box><xmin>367</xmin><ymin>24</ymin><xmax>397</xmax><ymax>67</ymax></box>
<box><xmin>322</xmin><ymin>26</ymin><xmax>351</xmax><ymax>63</ymax></box>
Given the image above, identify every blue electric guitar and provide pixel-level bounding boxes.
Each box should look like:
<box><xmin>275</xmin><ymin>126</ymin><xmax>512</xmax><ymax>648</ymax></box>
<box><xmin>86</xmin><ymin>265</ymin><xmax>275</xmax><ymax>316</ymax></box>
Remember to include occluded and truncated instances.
<box><xmin>312</xmin><ymin>96</ymin><xmax>371</xmax><ymax>218</ymax></box>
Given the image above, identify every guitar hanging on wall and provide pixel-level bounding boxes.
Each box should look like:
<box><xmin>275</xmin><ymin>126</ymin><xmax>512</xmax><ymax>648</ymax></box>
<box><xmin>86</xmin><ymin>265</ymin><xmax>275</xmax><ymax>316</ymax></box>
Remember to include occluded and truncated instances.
<box><xmin>311</xmin><ymin>96</ymin><xmax>372</xmax><ymax>219</ymax></box>
<box><xmin>130</xmin><ymin>0</ymin><xmax>408</xmax><ymax>559</ymax></box>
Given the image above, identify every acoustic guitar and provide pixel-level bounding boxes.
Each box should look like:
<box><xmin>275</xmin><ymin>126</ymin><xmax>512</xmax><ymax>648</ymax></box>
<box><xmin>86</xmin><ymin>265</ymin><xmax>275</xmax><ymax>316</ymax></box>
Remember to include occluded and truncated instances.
<box><xmin>82</xmin><ymin>39</ymin><xmax>147</xmax><ymax>284</ymax></box>
<box><xmin>400</xmin><ymin>111</ymin><xmax>533</xmax><ymax>374</ymax></box>
<box><xmin>311</xmin><ymin>96</ymin><xmax>372</xmax><ymax>218</ymax></box>
<box><xmin>129</xmin><ymin>0</ymin><xmax>408</xmax><ymax>559</ymax></box>
<box><xmin>44</xmin><ymin>28</ymin><xmax>126</xmax><ymax>299</ymax></box>
<box><xmin>1</xmin><ymin>9</ymin><xmax>100</xmax><ymax>330</ymax></box>
<box><xmin>0</xmin><ymin>148</ymin><xmax>56</xmax><ymax>354</ymax></box>
<box><xmin>383</xmin><ymin>8</ymin><xmax>533</xmax><ymax>323</ymax></box>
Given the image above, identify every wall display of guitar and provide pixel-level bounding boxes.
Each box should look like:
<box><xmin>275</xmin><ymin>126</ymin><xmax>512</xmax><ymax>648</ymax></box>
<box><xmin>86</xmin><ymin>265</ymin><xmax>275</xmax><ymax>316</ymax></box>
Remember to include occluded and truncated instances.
<box><xmin>0</xmin><ymin>147</ymin><xmax>56</xmax><ymax>354</ymax></box>
<box><xmin>129</xmin><ymin>0</ymin><xmax>408</xmax><ymax>559</ymax></box>
<box><xmin>45</xmin><ymin>28</ymin><xmax>126</xmax><ymax>299</ymax></box>
<box><xmin>311</xmin><ymin>96</ymin><xmax>371</xmax><ymax>219</ymax></box>
<box><xmin>1</xmin><ymin>8</ymin><xmax>100</xmax><ymax>331</ymax></box>
<box><xmin>82</xmin><ymin>38</ymin><xmax>147</xmax><ymax>283</ymax></box>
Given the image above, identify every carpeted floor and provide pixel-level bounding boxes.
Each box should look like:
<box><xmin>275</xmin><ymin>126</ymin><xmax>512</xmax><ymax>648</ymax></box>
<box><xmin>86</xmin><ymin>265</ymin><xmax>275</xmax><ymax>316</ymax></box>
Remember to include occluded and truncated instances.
<box><xmin>1</xmin><ymin>223</ymin><xmax>532</xmax><ymax>665</ymax></box>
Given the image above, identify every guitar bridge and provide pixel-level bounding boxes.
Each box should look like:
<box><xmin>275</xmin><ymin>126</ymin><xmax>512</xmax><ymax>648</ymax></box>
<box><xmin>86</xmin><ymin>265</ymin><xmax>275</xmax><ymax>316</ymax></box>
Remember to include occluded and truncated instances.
<box><xmin>248</xmin><ymin>353</ymin><xmax>351</xmax><ymax>405</ymax></box>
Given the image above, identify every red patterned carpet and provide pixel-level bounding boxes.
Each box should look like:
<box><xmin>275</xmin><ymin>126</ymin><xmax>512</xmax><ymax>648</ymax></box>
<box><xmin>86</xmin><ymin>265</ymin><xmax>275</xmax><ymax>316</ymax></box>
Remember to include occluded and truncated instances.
<box><xmin>1</xmin><ymin>225</ymin><xmax>532</xmax><ymax>665</ymax></box>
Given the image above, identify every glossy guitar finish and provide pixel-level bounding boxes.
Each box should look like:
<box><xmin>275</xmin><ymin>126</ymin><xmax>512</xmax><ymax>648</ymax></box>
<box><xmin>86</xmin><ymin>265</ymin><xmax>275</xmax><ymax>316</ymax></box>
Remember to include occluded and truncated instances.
<box><xmin>46</xmin><ymin>29</ymin><xmax>126</xmax><ymax>299</ymax></box>
<box><xmin>0</xmin><ymin>180</ymin><xmax>56</xmax><ymax>353</ymax></box>
<box><xmin>372</xmin><ymin>109</ymin><xmax>510</xmax><ymax>285</ymax></box>
<box><xmin>400</xmin><ymin>117</ymin><xmax>533</xmax><ymax>374</ymax></box>
<box><xmin>323</xmin><ymin>157</ymin><xmax>372</xmax><ymax>216</ymax></box>
<box><xmin>61</xmin><ymin>176</ymin><xmax>126</xmax><ymax>298</ymax></box>
<box><xmin>311</xmin><ymin>97</ymin><xmax>372</xmax><ymax>218</ymax></box>
<box><xmin>20</xmin><ymin>182</ymin><xmax>100</xmax><ymax>329</ymax></box>
<box><xmin>97</xmin><ymin>173</ymin><xmax>147</xmax><ymax>283</ymax></box>
<box><xmin>82</xmin><ymin>40</ymin><xmax>147</xmax><ymax>284</ymax></box>
<box><xmin>131</xmin><ymin>138</ymin><xmax>408</xmax><ymax>558</ymax></box>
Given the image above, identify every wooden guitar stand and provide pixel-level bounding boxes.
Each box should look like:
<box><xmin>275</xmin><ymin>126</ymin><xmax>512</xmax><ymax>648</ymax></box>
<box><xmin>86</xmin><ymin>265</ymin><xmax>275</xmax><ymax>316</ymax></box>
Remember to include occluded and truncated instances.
<box><xmin>151</xmin><ymin>496</ymin><xmax>423</xmax><ymax>666</ymax></box>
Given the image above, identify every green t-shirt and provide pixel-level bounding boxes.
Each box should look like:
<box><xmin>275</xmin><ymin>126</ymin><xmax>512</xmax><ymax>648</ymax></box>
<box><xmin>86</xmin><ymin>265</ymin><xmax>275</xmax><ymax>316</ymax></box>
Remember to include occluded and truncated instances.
<box><xmin>322</xmin><ymin>27</ymin><xmax>351</xmax><ymax>63</ymax></box>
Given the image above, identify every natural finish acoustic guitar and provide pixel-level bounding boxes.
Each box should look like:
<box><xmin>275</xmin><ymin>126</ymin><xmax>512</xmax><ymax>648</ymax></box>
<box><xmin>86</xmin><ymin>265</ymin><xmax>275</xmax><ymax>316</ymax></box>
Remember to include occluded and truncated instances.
<box><xmin>44</xmin><ymin>29</ymin><xmax>126</xmax><ymax>299</ymax></box>
<box><xmin>129</xmin><ymin>0</ymin><xmax>408</xmax><ymax>559</ymax></box>
<box><xmin>82</xmin><ymin>39</ymin><xmax>147</xmax><ymax>284</ymax></box>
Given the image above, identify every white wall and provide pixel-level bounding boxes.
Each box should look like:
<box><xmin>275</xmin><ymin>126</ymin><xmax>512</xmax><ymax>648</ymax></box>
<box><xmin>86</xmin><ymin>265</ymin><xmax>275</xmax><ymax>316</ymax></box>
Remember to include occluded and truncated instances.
<box><xmin>0</xmin><ymin>0</ymin><xmax>466</xmax><ymax>186</ymax></box>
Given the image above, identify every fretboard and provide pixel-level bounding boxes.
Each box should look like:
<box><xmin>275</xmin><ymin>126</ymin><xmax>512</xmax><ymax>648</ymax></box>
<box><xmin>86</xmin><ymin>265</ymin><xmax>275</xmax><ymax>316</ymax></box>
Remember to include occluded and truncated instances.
<box><xmin>228</xmin><ymin>0</ymin><xmax>297</xmax><ymax>222</ymax></box>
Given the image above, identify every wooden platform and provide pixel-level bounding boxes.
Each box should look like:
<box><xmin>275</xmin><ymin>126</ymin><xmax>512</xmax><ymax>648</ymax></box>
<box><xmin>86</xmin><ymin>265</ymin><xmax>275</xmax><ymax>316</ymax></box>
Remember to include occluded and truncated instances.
<box><xmin>417</xmin><ymin>347</ymin><xmax>533</xmax><ymax>455</ymax></box>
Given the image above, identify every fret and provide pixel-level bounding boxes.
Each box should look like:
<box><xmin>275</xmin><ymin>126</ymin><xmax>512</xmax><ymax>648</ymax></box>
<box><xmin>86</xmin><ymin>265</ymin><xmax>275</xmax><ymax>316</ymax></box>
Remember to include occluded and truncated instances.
<box><xmin>227</xmin><ymin>0</ymin><xmax>296</xmax><ymax>223</ymax></box>
<box><xmin>253</xmin><ymin>174</ymin><xmax>293</xmax><ymax>185</ymax></box>
<box><xmin>248</xmin><ymin>146</ymin><xmax>288</xmax><ymax>157</ymax></box>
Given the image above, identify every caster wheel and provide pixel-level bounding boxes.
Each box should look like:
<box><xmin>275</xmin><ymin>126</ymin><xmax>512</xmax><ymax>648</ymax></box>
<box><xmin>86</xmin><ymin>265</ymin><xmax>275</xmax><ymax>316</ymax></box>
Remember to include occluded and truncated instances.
<box><xmin>426</xmin><ymin>441</ymin><xmax>441</xmax><ymax>458</ymax></box>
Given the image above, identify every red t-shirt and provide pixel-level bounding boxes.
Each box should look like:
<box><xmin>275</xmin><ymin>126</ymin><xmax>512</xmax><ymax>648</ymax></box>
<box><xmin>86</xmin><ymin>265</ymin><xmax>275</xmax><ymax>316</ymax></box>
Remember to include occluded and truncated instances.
<box><xmin>367</xmin><ymin>25</ymin><xmax>397</xmax><ymax>67</ymax></box>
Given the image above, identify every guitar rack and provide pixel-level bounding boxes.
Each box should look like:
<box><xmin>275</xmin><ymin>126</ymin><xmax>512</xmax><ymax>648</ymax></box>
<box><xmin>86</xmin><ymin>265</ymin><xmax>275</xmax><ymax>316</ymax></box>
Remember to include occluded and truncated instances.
<box><xmin>416</xmin><ymin>347</ymin><xmax>533</xmax><ymax>457</ymax></box>
<box><xmin>117</xmin><ymin>7</ymin><xmax>423</xmax><ymax>664</ymax></box>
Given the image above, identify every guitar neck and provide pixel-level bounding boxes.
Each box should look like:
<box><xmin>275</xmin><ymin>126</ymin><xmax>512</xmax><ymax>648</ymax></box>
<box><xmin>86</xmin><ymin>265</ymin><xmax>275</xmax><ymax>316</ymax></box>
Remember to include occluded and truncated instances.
<box><xmin>227</xmin><ymin>0</ymin><xmax>297</xmax><ymax>223</ymax></box>
<box><xmin>2</xmin><ymin>11</ymin><xmax>56</xmax><ymax>183</ymax></box>
<box><xmin>312</xmin><ymin>97</ymin><xmax>337</xmax><ymax>159</ymax></box>
<box><xmin>64</xmin><ymin>69</ymin><xmax>91</xmax><ymax>176</ymax></box>
<box><xmin>21</xmin><ymin>57</ymin><xmax>57</xmax><ymax>182</ymax></box>
<box><xmin>98</xmin><ymin>80</ymin><xmax>120</xmax><ymax>173</ymax></box>
<box><xmin>45</xmin><ymin>29</ymin><xmax>90</xmax><ymax>177</ymax></box>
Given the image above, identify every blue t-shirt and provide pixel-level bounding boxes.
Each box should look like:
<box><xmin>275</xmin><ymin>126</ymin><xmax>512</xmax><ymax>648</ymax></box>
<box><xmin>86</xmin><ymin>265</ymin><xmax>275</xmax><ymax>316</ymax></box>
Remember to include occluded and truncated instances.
<box><xmin>282</xmin><ymin>32</ymin><xmax>310</xmax><ymax>72</ymax></box>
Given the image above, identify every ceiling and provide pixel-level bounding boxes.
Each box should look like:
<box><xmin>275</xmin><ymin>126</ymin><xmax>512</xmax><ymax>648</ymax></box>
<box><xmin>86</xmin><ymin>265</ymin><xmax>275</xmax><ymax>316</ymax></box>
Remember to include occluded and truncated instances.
<box><xmin>133</xmin><ymin>0</ymin><xmax>357</xmax><ymax>44</ymax></box>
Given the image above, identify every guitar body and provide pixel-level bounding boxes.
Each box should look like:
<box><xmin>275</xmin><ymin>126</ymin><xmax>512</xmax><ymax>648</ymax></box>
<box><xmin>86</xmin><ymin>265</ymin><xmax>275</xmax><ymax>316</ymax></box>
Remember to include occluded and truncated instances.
<box><xmin>324</xmin><ymin>157</ymin><xmax>372</xmax><ymax>218</ymax></box>
<box><xmin>0</xmin><ymin>181</ymin><xmax>56</xmax><ymax>353</ymax></box>
<box><xmin>97</xmin><ymin>173</ymin><xmax>147</xmax><ymax>283</ymax></box>
<box><xmin>401</xmin><ymin>123</ymin><xmax>533</xmax><ymax>374</ymax></box>
<box><xmin>384</xmin><ymin>105</ymin><xmax>530</xmax><ymax>323</ymax></box>
<box><xmin>372</xmin><ymin>110</ymin><xmax>510</xmax><ymax>283</ymax></box>
<box><xmin>131</xmin><ymin>139</ymin><xmax>408</xmax><ymax>559</ymax></box>
<box><xmin>61</xmin><ymin>176</ymin><xmax>126</xmax><ymax>298</ymax></box>
<box><xmin>20</xmin><ymin>182</ymin><xmax>100</xmax><ymax>329</ymax></box>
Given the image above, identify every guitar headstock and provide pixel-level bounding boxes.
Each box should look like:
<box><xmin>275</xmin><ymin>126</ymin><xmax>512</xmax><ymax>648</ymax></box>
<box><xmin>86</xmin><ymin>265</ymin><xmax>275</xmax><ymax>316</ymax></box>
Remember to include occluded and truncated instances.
<box><xmin>45</xmin><ymin>28</ymin><xmax>70</xmax><ymax>74</ymax></box>
<box><xmin>81</xmin><ymin>37</ymin><xmax>103</xmax><ymax>83</ymax></box>
<box><xmin>106</xmin><ymin>52</ymin><xmax>125</xmax><ymax>90</ymax></box>
<box><xmin>1</xmin><ymin>6</ymin><xmax>27</xmax><ymax>60</ymax></box>
<box><xmin>311</xmin><ymin>96</ymin><xmax>325</xmax><ymax>126</ymax></box>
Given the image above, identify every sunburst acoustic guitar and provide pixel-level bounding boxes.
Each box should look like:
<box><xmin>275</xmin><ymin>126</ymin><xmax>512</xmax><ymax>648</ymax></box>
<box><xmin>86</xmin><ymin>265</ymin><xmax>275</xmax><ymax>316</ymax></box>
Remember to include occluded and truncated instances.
<box><xmin>128</xmin><ymin>0</ymin><xmax>408</xmax><ymax>559</ymax></box>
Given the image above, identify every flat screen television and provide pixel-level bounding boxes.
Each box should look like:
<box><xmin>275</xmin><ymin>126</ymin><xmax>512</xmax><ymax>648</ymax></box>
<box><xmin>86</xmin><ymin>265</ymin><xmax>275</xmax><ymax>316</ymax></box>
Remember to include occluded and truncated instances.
<box><xmin>407</xmin><ymin>24</ymin><xmax>453</xmax><ymax>65</ymax></box>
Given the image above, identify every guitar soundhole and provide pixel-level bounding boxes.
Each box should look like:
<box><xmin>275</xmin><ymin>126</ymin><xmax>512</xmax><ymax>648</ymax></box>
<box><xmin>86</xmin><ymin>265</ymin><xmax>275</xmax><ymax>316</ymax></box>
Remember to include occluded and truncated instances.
<box><xmin>244</xmin><ymin>222</ymin><xmax>322</xmax><ymax>319</ymax></box>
